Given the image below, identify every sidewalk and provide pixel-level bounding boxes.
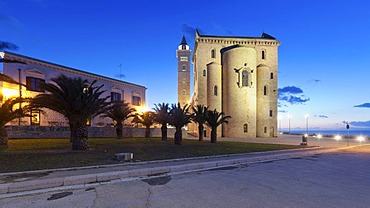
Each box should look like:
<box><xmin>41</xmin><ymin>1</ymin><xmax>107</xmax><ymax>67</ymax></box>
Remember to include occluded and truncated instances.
<box><xmin>0</xmin><ymin>134</ymin><xmax>367</xmax><ymax>198</ymax></box>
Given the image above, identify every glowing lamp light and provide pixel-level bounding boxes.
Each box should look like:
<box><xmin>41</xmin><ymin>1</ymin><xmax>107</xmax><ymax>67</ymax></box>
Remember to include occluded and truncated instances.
<box><xmin>317</xmin><ymin>134</ymin><xmax>322</xmax><ymax>139</ymax></box>
<box><xmin>304</xmin><ymin>134</ymin><xmax>308</xmax><ymax>137</ymax></box>
<box><xmin>136</xmin><ymin>106</ymin><xmax>149</xmax><ymax>114</ymax></box>
<box><xmin>2</xmin><ymin>87</ymin><xmax>18</xmax><ymax>99</ymax></box>
<box><xmin>334</xmin><ymin>135</ymin><xmax>342</xmax><ymax>141</ymax></box>
<box><xmin>357</xmin><ymin>136</ymin><xmax>365</xmax><ymax>142</ymax></box>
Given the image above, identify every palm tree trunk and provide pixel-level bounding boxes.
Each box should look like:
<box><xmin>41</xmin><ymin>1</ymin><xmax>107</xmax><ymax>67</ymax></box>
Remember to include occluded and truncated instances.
<box><xmin>116</xmin><ymin>122</ymin><xmax>123</xmax><ymax>139</ymax></box>
<box><xmin>210</xmin><ymin>128</ymin><xmax>217</xmax><ymax>143</ymax></box>
<box><xmin>70</xmin><ymin>122</ymin><xmax>89</xmax><ymax>150</ymax></box>
<box><xmin>174</xmin><ymin>127</ymin><xmax>182</xmax><ymax>145</ymax></box>
<box><xmin>145</xmin><ymin>125</ymin><xmax>151</xmax><ymax>138</ymax></box>
<box><xmin>161</xmin><ymin>124</ymin><xmax>167</xmax><ymax>141</ymax></box>
<box><xmin>0</xmin><ymin>126</ymin><xmax>8</xmax><ymax>146</ymax></box>
<box><xmin>198</xmin><ymin>124</ymin><xmax>204</xmax><ymax>141</ymax></box>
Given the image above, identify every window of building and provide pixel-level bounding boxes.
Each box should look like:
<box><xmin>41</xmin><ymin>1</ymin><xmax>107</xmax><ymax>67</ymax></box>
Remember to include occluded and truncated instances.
<box><xmin>269</xmin><ymin>110</ymin><xmax>273</xmax><ymax>117</ymax></box>
<box><xmin>264</xmin><ymin>86</ymin><xmax>267</xmax><ymax>95</ymax></box>
<box><xmin>86</xmin><ymin>117</ymin><xmax>91</xmax><ymax>126</ymax></box>
<box><xmin>244</xmin><ymin>124</ymin><xmax>248</xmax><ymax>133</ymax></box>
<box><xmin>211</xmin><ymin>49</ymin><xmax>216</xmax><ymax>58</ymax></box>
<box><xmin>264</xmin><ymin>126</ymin><xmax>267</xmax><ymax>133</ymax></box>
<box><xmin>30</xmin><ymin>110</ymin><xmax>40</xmax><ymax>126</ymax></box>
<box><xmin>203</xmin><ymin>70</ymin><xmax>206</xmax><ymax>77</ymax></box>
<box><xmin>242</xmin><ymin>70</ymin><xmax>249</xmax><ymax>86</ymax></box>
<box><xmin>26</xmin><ymin>77</ymin><xmax>45</xmax><ymax>92</ymax></box>
<box><xmin>182</xmin><ymin>90</ymin><xmax>186</xmax><ymax>95</ymax></box>
<box><xmin>213</xmin><ymin>86</ymin><xmax>218</xmax><ymax>96</ymax></box>
<box><xmin>270</xmin><ymin>72</ymin><xmax>274</xmax><ymax>79</ymax></box>
<box><xmin>182</xmin><ymin>65</ymin><xmax>186</xmax><ymax>71</ymax></box>
<box><xmin>111</xmin><ymin>92</ymin><xmax>121</xmax><ymax>102</ymax></box>
<box><xmin>262</xmin><ymin>50</ymin><xmax>266</xmax><ymax>59</ymax></box>
<box><xmin>132</xmin><ymin>96</ymin><xmax>141</xmax><ymax>106</ymax></box>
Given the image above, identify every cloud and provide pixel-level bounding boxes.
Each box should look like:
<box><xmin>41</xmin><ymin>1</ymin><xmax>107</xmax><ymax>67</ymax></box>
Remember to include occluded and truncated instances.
<box><xmin>348</xmin><ymin>120</ymin><xmax>370</xmax><ymax>127</ymax></box>
<box><xmin>278</xmin><ymin>110</ymin><xmax>287</xmax><ymax>113</ymax></box>
<box><xmin>278</xmin><ymin>86</ymin><xmax>303</xmax><ymax>94</ymax></box>
<box><xmin>278</xmin><ymin>86</ymin><xmax>310</xmax><ymax>105</ymax></box>
<box><xmin>315</xmin><ymin>115</ymin><xmax>328</xmax><ymax>118</ymax></box>
<box><xmin>354</xmin><ymin>103</ymin><xmax>370</xmax><ymax>108</ymax></box>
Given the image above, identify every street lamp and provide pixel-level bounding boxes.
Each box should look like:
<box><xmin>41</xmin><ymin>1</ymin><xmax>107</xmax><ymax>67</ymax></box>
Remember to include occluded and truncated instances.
<box><xmin>278</xmin><ymin>115</ymin><xmax>282</xmax><ymax>133</ymax></box>
<box><xmin>288</xmin><ymin>113</ymin><xmax>291</xmax><ymax>134</ymax></box>
<box><xmin>305</xmin><ymin>114</ymin><xmax>309</xmax><ymax>136</ymax></box>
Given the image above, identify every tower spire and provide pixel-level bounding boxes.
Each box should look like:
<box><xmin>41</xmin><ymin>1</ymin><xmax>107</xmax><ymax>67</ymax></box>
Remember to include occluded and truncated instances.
<box><xmin>180</xmin><ymin>35</ymin><xmax>187</xmax><ymax>45</ymax></box>
<box><xmin>179</xmin><ymin>35</ymin><xmax>189</xmax><ymax>50</ymax></box>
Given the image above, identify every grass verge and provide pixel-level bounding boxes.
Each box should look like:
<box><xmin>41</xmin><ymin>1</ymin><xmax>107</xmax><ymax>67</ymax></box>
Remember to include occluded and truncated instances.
<box><xmin>0</xmin><ymin>138</ymin><xmax>302</xmax><ymax>173</ymax></box>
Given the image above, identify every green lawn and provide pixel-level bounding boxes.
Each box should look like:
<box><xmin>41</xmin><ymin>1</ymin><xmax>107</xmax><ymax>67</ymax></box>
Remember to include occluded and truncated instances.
<box><xmin>0</xmin><ymin>138</ymin><xmax>301</xmax><ymax>173</ymax></box>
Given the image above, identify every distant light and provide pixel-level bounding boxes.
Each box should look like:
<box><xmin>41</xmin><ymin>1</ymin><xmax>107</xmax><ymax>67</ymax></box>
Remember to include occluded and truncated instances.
<box><xmin>334</xmin><ymin>135</ymin><xmax>341</xmax><ymax>141</ymax></box>
<box><xmin>317</xmin><ymin>134</ymin><xmax>322</xmax><ymax>139</ymax></box>
<box><xmin>304</xmin><ymin>134</ymin><xmax>308</xmax><ymax>137</ymax></box>
<box><xmin>357</xmin><ymin>136</ymin><xmax>365</xmax><ymax>142</ymax></box>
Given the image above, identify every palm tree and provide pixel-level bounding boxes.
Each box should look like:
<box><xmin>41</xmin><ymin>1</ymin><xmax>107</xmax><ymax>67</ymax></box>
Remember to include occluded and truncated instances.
<box><xmin>101</xmin><ymin>101</ymin><xmax>135</xmax><ymax>139</ymax></box>
<box><xmin>0</xmin><ymin>98</ymin><xmax>29</xmax><ymax>146</ymax></box>
<box><xmin>205</xmin><ymin>109</ymin><xmax>231</xmax><ymax>143</ymax></box>
<box><xmin>153</xmin><ymin>103</ymin><xmax>169</xmax><ymax>141</ymax></box>
<box><xmin>29</xmin><ymin>75</ymin><xmax>109</xmax><ymax>150</ymax></box>
<box><xmin>132</xmin><ymin>111</ymin><xmax>155</xmax><ymax>138</ymax></box>
<box><xmin>168</xmin><ymin>103</ymin><xmax>192</xmax><ymax>145</ymax></box>
<box><xmin>192</xmin><ymin>104</ymin><xmax>208</xmax><ymax>141</ymax></box>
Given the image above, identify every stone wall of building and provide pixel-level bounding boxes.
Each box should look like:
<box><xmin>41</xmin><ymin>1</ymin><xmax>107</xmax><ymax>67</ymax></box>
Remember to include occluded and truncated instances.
<box><xmin>6</xmin><ymin>126</ymin><xmax>187</xmax><ymax>139</ymax></box>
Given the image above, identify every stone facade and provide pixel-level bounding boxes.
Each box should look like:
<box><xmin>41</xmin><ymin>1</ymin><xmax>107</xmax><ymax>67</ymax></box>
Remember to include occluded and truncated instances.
<box><xmin>0</xmin><ymin>51</ymin><xmax>146</xmax><ymax>127</ymax></box>
<box><xmin>187</xmin><ymin>31</ymin><xmax>280</xmax><ymax>138</ymax></box>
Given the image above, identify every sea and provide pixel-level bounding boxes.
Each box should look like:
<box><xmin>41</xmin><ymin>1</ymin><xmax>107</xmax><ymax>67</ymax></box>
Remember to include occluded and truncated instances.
<box><xmin>282</xmin><ymin>129</ymin><xmax>370</xmax><ymax>137</ymax></box>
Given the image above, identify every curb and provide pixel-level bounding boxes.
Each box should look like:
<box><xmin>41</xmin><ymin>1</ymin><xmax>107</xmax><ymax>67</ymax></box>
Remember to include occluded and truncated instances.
<box><xmin>0</xmin><ymin>147</ymin><xmax>338</xmax><ymax>197</ymax></box>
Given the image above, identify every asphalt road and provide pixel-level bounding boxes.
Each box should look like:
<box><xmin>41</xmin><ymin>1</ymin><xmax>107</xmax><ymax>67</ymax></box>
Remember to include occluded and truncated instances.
<box><xmin>1</xmin><ymin>145</ymin><xmax>370</xmax><ymax>208</ymax></box>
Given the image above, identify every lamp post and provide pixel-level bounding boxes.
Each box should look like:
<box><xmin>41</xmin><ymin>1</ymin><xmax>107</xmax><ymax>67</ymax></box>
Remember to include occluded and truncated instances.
<box><xmin>346</xmin><ymin>122</ymin><xmax>350</xmax><ymax>146</ymax></box>
<box><xmin>278</xmin><ymin>115</ymin><xmax>282</xmax><ymax>133</ymax></box>
<box><xmin>288</xmin><ymin>113</ymin><xmax>291</xmax><ymax>134</ymax></box>
<box><xmin>305</xmin><ymin>114</ymin><xmax>309</xmax><ymax>136</ymax></box>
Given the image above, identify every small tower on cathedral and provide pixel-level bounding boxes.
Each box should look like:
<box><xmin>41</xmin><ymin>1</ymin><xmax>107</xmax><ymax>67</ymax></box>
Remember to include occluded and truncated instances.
<box><xmin>176</xmin><ymin>36</ymin><xmax>191</xmax><ymax>106</ymax></box>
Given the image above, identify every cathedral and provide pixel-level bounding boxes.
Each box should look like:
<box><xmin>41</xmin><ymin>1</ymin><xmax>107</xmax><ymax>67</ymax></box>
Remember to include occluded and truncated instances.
<box><xmin>177</xmin><ymin>30</ymin><xmax>280</xmax><ymax>138</ymax></box>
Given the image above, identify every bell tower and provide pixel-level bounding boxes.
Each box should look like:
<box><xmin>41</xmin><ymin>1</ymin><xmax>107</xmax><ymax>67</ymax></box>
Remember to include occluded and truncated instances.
<box><xmin>176</xmin><ymin>35</ymin><xmax>191</xmax><ymax>106</ymax></box>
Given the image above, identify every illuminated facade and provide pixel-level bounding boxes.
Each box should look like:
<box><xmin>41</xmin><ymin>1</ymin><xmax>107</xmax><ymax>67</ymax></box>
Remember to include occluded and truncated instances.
<box><xmin>186</xmin><ymin>31</ymin><xmax>280</xmax><ymax>138</ymax></box>
<box><xmin>0</xmin><ymin>51</ymin><xmax>146</xmax><ymax>127</ymax></box>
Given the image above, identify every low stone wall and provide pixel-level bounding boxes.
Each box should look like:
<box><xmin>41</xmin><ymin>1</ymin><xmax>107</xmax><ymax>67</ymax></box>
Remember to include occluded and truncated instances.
<box><xmin>5</xmin><ymin>126</ymin><xmax>187</xmax><ymax>139</ymax></box>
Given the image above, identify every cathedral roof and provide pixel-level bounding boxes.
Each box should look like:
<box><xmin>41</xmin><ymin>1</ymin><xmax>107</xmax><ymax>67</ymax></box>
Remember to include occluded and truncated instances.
<box><xmin>196</xmin><ymin>30</ymin><xmax>277</xmax><ymax>40</ymax></box>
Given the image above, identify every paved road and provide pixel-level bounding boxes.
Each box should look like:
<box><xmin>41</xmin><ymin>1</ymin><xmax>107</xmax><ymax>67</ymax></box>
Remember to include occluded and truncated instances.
<box><xmin>1</xmin><ymin>145</ymin><xmax>369</xmax><ymax>208</ymax></box>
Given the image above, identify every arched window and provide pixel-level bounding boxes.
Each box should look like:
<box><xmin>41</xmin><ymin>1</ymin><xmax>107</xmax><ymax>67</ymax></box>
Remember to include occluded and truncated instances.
<box><xmin>270</xmin><ymin>72</ymin><xmax>273</xmax><ymax>79</ymax></box>
<box><xmin>264</xmin><ymin>126</ymin><xmax>267</xmax><ymax>133</ymax></box>
<box><xmin>244</xmin><ymin>124</ymin><xmax>248</xmax><ymax>133</ymax></box>
<box><xmin>264</xmin><ymin>86</ymin><xmax>267</xmax><ymax>95</ymax></box>
<box><xmin>182</xmin><ymin>65</ymin><xmax>186</xmax><ymax>71</ymax></box>
<box><xmin>203</xmin><ymin>70</ymin><xmax>206</xmax><ymax>77</ymax></box>
<box><xmin>211</xmin><ymin>49</ymin><xmax>216</xmax><ymax>58</ymax></box>
<box><xmin>213</xmin><ymin>86</ymin><xmax>218</xmax><ymax>96</ymax></box>
<box><xmin>262</xmin><ymin>49</ymin><xmax>266</xmax><ymax>59</ymax></box>
<box><xmin>242</xmin><ymin>70</ymin><xmax>248</xmax><ymax>86</ymax></box>
<box><xmin>269</xmin><ymin>110</ymin><xmax>273</xmax><ymax>117</ymax></box>
<box><xmin>182</xmin><ymin>90</ymin><xmax>186</xmax><ymax>95</ymax></box>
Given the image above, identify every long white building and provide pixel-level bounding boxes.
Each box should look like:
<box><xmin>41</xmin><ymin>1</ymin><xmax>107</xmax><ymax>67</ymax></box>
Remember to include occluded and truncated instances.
<box><xmin>0</xmin><ymin>51</ymin><xmax>146</xmax><ymax>127</ymax></box>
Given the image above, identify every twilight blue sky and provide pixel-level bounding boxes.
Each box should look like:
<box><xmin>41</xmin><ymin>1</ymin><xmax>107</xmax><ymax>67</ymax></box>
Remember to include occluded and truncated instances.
<box><xmin>1</xmin><ymin>0</ymin><xmax>370</xmax><ymax>130</ymax></box>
